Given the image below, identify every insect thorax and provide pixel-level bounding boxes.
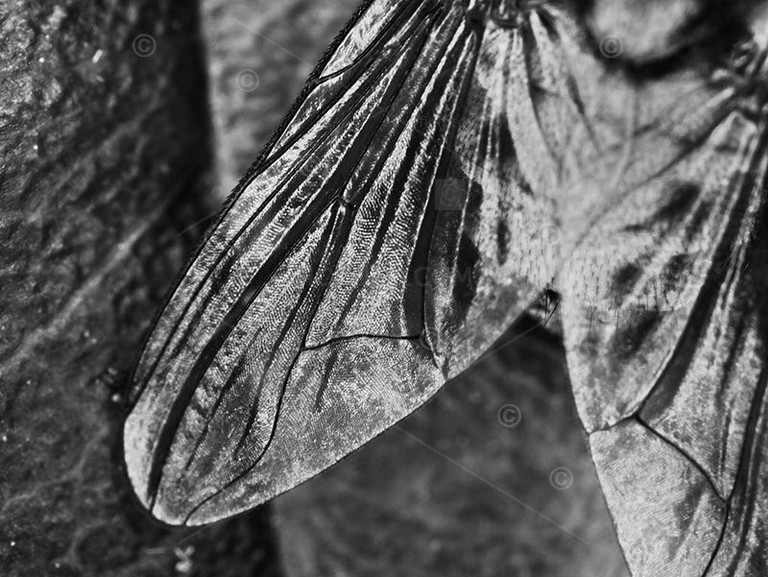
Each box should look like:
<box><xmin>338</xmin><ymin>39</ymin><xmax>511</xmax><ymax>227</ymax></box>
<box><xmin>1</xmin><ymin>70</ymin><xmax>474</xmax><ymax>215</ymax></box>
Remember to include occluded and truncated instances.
<box><xmin>465</xmin><ymin>0</ymin><xmax>545</xmax><ymax>28</ymax></box>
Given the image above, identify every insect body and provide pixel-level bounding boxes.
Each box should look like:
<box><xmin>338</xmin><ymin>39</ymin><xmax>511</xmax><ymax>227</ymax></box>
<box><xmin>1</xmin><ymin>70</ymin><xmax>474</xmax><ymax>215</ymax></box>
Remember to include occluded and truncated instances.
<box><xmin>124</xmin><ymin>0</ymin><xmax>768</xmax><ymax>575</ymax></box>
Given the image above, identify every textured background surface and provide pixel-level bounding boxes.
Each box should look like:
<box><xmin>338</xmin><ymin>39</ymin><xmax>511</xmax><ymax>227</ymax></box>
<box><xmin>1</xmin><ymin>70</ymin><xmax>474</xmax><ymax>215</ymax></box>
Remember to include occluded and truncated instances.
<box><xmin>0</xmin><ymin>1</ymin><xmax>275</xmax><ymax>575</ymax></box>
<box><xmin>1</xmin><ymin>0</ymin><xmax>628</xmax><ymax>575</ymax></box>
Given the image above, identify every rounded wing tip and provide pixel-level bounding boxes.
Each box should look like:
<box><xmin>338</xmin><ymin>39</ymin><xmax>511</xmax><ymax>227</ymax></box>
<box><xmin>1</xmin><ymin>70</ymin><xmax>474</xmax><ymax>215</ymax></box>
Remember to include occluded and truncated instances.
<box><xmin>147</xmin><ymin>484</ymin><xmax>250</xmax><ymax>527</ymax></box>
<box><xmin>123</xmin><ymin>427</ymin><xmax>241</xmax><ymax>527</ymax></box>
<box><xmin>123</xmin><ymin>454</ymin><xmax>211</xmax><ymax>527</ymax></box>
<box><xmin>123</xmin><ymin>399</ymin><xmax>264</xmax><ymax>527</ymax></box>
<box><xmin>149</xmin><ymin>496</ymin><xmax>196</xmax><ymax>527</ymax></box>
<box><xmin>122</xmin><ymin>415</ymin><xmax>195</xmax><ymax>527</ymax></box>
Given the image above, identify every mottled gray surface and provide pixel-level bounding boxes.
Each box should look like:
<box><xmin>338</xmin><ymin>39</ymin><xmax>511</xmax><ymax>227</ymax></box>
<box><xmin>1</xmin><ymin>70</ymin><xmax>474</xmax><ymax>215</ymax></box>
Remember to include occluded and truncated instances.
<box><xmin>0</xmin><ymin>1</ymin><xmax>275</xmax><ymax>576</ymax></box>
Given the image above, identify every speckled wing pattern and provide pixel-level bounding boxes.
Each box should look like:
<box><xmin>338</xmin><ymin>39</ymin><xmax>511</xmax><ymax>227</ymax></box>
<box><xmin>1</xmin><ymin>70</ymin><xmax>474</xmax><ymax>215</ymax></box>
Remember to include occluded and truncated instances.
<box><xmin>123</xmin><ymin>0</ymin><xmax>586</xmax><ymax>526</ymax></box>
<box><xmin>558</xmin><ymin>42</ymin><xmax>768</xmax><ymax>576</ymax></box>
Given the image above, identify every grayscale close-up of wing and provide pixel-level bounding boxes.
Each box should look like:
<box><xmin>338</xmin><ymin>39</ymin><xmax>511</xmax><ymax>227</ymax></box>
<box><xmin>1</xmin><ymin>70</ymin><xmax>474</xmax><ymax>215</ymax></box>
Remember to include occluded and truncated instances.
<box><xmin>560</xmin><ymin>48</ymin><xmax>768</xmax><ymax>575</ymax></box>
<box><xmin>122</xmin><ymin>0</ymin><xmax>768</xmax><ymax>572</ymax></box>
<box><xmin>124</xmin><ymin>0</ymin><xmax>589</xmax><ymax>527</ymax></box>
<box><xmin>6</xmin><ymin>0</ymin><xmax>768</xmax><ymax>575</ymax></box>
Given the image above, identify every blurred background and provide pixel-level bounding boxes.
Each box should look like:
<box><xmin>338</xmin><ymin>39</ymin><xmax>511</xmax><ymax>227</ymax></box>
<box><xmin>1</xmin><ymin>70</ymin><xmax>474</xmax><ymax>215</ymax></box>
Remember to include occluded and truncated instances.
<box><xmin>0</xmin><ymin>1</ymin><xmax>628</xmax><ymax>575</ymax></box>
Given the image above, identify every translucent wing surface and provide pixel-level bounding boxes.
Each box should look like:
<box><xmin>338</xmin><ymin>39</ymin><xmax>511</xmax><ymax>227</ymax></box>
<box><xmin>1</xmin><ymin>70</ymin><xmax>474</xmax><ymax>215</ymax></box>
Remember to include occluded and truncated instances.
<box><xmin>559</xmin><ymin>51</ymin><xmax>768</xmax><ymax>575</ymax></box>
<box><xmin>124</xmin><ymin>0</ymin><xmax>588</xmax><ymax>525</ymax></box>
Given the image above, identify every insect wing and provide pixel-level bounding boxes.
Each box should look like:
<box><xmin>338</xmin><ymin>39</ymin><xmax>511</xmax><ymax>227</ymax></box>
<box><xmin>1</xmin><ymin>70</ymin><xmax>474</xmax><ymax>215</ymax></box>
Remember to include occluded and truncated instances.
<box><xmin>123</xmin><ymin>0</ymin><xmax>584</xmax><ymax>526</ymax></box>
<box><xmin>560</xmin><ymin>65</ymin><xmax>768</xmax><ymax>574</ymax></box>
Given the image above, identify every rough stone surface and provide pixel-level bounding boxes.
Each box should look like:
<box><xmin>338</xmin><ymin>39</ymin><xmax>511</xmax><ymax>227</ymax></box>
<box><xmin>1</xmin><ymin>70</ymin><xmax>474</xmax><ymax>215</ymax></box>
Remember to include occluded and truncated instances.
<box><xmin>0</xmin><ymin>1</ymin><xmax>276</xmax><ymax>576</ymax></box>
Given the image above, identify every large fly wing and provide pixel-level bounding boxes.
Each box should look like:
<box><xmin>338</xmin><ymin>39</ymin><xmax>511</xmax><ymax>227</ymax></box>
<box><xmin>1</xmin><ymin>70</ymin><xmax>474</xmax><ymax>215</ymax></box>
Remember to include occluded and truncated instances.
<box><xmin>560</xmin><ymin>62</ymin><xmax>768</xmax><ymax>574</ymax></box>
<box><xmin>123</xmin><ymin>0</ymin><xmax>587</xmax><ymax>526</ymax></box>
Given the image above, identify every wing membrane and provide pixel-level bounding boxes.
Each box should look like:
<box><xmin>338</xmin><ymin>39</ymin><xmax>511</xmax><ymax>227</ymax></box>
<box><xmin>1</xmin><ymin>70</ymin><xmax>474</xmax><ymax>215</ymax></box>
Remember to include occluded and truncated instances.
<box><xmin>560</xmin><ymin>64</ymin><xmax>768</xmax><ymax>575</ymax></box>
<box><xmin>124</xmin><ymin>0</ymin><xmax>585</xmax><ymax>525</ymax></box>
